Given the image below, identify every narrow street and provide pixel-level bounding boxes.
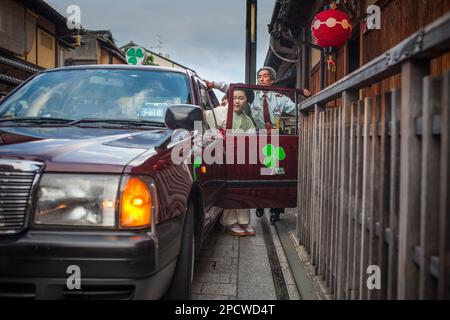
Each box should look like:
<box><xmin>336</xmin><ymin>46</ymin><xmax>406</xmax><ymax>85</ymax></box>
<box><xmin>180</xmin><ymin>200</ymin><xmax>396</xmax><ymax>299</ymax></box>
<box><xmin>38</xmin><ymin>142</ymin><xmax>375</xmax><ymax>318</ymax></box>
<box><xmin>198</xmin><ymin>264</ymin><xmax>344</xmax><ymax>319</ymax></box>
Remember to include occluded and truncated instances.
<box><xmin>192</xmin><ymin>210</ymin><xmax>301</xmax><ymax>300</ymax></box>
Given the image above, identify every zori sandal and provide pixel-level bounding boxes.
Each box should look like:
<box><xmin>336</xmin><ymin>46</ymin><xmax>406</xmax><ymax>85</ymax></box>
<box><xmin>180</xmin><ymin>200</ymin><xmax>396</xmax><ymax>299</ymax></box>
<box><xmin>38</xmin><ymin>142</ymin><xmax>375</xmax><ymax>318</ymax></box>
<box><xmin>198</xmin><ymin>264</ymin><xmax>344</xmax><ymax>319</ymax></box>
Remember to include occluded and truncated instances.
<box><xmin>226</xmin><ymin>224</ymin><xmax>247</xmax><ymax>237</ymax></box>
<box><xmin>240</xmin><ymin>225</ymin><xmax>256</xmax><ymax>236</ymax></box>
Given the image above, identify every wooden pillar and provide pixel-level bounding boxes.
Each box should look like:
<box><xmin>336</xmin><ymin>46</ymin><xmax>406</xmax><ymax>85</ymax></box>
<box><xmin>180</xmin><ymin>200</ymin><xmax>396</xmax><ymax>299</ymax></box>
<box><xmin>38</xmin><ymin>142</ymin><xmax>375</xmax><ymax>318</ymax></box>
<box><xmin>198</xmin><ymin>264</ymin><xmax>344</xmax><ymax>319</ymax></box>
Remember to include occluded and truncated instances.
<box><xmin>419</xmin><ymin>76</ymin><xmax>442</xmax><ymax>299</ymax></box>
<box><xmin>397</xmin><ymin>60</ymin><xmax>430</xmax><ymax>300</ymax></box>
<box><xmin>297</xmin><ymin>110</ymin><xmax>306</xmax><ymax>244</ymax></box>
<box><xmin>438</xmin><ymin>72</ymin><xmax>450</xmax><ymax>299</ymax></box>
<box><xmin>337</xmin><ymin>91</ymin><xmax>357</xmax><ymax>299</ymax></box>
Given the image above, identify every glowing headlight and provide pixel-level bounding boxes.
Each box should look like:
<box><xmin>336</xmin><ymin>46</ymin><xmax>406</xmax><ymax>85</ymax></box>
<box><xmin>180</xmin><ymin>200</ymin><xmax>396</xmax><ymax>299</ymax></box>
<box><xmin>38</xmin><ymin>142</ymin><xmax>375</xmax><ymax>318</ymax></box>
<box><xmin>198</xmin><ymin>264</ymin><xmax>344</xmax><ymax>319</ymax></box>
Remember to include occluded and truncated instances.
<box><xmin>34</xmin><ymin>174</ymin><xmax>120</xmax><ymax>227</ymax></box>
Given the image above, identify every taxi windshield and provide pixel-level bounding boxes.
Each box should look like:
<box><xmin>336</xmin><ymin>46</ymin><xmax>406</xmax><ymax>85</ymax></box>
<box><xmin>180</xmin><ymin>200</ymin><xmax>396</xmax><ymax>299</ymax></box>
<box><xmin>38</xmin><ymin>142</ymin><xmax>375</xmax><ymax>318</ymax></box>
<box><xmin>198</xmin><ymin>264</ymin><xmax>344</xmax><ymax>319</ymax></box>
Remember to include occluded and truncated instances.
<box><xmin>0</xmin><ymin>68</ymin><xmax>191</xmax><ymax>125</ymax></box>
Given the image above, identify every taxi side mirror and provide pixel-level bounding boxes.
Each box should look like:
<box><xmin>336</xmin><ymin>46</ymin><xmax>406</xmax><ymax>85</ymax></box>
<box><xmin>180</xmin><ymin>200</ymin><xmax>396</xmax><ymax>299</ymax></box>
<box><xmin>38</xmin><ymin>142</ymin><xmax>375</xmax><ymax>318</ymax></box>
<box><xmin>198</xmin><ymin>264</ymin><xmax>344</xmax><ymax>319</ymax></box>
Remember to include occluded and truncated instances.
<box><xmin>165</xmin><ymin>104</ymin><xmax>203</xmax><ymax>131</ymax></box>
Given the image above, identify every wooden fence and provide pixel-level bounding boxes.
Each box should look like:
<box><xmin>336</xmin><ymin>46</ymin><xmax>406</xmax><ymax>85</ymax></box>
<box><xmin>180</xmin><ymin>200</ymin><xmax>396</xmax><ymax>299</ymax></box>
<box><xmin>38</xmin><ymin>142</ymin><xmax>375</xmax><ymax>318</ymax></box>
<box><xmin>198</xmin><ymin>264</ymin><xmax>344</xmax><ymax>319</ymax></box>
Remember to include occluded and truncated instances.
<box><xmin>297</xmin><ymin>12</ymin><xmax>450</xmax><ymax>300</ymax></box>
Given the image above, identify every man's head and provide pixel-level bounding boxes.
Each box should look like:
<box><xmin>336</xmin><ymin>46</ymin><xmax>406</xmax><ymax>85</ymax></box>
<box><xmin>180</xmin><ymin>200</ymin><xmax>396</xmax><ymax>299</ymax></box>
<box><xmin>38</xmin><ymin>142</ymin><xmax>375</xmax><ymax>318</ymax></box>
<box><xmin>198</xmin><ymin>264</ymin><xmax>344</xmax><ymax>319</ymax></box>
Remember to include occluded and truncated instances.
<box><xmin>257</xmin><ymin>66</ymin><xmax>276</xmax><ymax>87</ymax></box>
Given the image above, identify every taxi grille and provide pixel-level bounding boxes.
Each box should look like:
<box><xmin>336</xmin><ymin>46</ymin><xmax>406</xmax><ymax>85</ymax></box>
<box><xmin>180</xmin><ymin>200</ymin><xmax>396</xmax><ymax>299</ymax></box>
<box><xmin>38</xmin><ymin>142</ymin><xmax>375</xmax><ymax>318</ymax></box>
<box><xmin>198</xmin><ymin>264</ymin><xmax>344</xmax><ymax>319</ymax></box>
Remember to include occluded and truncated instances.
<box><xmin>0</xmin><ymin>171</ymin><xmax>35</xmax><ymax>234</ymax></box>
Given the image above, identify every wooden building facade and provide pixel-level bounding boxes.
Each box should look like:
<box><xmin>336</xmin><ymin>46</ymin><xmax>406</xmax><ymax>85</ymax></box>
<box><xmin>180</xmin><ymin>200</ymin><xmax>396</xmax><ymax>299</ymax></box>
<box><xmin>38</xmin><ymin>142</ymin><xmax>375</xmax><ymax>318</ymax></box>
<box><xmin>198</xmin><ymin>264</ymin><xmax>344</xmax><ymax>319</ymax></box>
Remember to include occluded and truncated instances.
<box><xmin>64</xmin><ymin>30</ymin><xmax>126</xmax><ymax>66</ymax></box>
<box><xmin>265</xmin><ymin>0</ymin><xmax>450</xmax><ymax>300</ymax></box>
<box><xmin>265</xmin><ymin>0</ymin><xmax>450</xmax><ymax>99</ymax></box>
<box><xmin>0</xmin><ymin>0</ymin><xmax>72</xmax><ymax>97</ymax></box>
<box><xmin>0</xmin><ymin>0</ymin><xmax>125</xmax><ymax>99</ymax></box>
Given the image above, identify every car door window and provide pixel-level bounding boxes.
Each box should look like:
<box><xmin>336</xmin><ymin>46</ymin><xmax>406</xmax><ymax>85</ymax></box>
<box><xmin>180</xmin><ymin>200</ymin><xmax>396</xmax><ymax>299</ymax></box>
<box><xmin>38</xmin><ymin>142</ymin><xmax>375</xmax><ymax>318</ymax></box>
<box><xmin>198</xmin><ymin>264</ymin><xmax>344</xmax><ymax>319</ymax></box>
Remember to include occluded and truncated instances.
<box><xmin>198</xmin><ymin>81</ymin><xmax>214</xmax><ymax>111</ymax></box>
<box><xmin>197</xmin><ymin>80</ymin><xmax>220</xmax><ymax>131</ymax></box>
<box><xmin>208</xmin><ymin>90</ymin><xmax>220</xmax><ymax>108</ymax></box>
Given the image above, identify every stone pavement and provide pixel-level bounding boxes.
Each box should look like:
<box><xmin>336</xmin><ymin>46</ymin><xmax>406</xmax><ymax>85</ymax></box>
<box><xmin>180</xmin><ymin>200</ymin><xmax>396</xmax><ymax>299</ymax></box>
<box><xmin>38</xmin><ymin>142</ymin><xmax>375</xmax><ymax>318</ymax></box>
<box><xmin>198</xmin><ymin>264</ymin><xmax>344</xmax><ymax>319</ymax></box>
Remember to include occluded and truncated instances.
<box><xmin>192</xmin><ymin>211</ymin><xmax>300</xmax><ymax>300</ymax></box>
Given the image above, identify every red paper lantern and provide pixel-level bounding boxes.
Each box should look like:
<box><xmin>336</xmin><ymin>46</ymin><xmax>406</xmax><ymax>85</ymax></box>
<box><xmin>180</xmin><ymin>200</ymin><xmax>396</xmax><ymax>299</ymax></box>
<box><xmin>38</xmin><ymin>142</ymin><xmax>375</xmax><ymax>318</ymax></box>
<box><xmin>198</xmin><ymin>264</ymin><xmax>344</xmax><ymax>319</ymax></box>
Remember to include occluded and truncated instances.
<box><xmin>311</xmin><ymin>9</ymin><xmax>352</xmax><ymax>48</ymax></box>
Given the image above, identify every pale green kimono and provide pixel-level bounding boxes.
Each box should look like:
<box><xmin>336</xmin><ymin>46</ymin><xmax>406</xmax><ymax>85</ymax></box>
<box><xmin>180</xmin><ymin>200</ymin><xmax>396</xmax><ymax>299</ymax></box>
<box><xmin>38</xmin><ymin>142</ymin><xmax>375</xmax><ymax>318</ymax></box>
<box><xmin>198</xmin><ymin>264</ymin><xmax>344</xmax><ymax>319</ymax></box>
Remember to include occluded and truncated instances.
<box><xmin>222</xmin><ymin>111</ymin><xmax>255</xmax><ymax>228</ymax></box>
<box><xmin>232</xmin><ymin>111</ymin><xmax>256</xmax><ymax>133</ymax></box>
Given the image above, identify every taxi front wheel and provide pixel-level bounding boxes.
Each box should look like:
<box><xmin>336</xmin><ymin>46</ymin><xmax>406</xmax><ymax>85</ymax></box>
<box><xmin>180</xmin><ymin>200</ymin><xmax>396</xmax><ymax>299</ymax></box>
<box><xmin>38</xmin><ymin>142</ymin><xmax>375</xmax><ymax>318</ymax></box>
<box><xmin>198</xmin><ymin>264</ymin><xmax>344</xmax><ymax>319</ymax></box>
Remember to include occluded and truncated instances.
<box><xmin>165</xmin><ymin>202</ymin><xmax>195</xmax><ymax>300</ymax></box>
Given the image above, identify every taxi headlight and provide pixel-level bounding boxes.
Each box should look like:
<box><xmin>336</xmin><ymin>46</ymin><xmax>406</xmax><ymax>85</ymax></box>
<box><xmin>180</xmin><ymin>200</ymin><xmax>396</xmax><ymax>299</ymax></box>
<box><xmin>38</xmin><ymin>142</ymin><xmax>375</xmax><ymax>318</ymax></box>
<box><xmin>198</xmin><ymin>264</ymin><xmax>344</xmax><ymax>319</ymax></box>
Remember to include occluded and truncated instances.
<box><xmin>34</xmin><ymin>174</ymin><xmax>120</xmax><ymax>227</ymax></box>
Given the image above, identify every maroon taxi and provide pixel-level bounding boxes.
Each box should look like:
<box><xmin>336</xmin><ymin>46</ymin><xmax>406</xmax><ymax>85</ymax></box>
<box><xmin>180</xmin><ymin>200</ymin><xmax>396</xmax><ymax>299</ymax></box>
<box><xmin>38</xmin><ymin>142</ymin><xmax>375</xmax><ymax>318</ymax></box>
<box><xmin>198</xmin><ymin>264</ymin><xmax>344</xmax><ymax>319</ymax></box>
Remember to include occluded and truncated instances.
<box><xmin>0</xmin><ymin>65</ymin><xmax>300</xmax><ymax>299</ymax></box>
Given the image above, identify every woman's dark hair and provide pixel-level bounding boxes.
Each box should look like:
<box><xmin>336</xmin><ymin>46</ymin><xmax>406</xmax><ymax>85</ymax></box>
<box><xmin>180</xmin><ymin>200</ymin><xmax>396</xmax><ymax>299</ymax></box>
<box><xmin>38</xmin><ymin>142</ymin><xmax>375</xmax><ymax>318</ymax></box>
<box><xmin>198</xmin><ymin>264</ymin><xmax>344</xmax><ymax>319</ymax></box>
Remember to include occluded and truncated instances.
<box><xmin>233</xmin><ymin>84</ymin><xmax>255</xmax><ymax>104</ymax></box>
<box><xmin>225</xmin><ymin>84</ymin><xmax>255</xmax><ymax>105</ymax></box>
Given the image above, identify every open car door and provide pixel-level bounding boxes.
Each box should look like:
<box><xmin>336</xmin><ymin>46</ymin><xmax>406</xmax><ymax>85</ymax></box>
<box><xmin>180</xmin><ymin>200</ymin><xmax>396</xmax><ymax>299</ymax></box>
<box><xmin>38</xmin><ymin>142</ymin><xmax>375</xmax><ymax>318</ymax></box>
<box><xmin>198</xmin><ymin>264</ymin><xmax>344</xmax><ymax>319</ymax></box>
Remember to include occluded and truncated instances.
<box><xmin>215</xmin><ymin>84</ymin><xmax>304</xmax><ymax>209</ymax></box>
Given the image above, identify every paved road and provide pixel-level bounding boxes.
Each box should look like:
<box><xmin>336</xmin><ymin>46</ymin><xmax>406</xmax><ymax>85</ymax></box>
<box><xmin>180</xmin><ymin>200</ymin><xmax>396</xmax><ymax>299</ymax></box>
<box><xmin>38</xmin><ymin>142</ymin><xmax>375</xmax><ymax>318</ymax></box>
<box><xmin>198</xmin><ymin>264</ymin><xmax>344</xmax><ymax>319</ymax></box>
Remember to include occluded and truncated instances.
<box><xmin>192</xmin><ymin>211</ymin><xmax>300</xmax><ymax>300</ymax></box>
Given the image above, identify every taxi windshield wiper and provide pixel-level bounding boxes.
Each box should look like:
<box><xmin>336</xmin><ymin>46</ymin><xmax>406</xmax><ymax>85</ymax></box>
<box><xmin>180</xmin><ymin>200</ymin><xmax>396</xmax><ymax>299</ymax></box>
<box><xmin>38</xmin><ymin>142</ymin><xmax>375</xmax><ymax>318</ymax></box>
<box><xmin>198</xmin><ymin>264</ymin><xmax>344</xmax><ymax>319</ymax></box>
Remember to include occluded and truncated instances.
<box><xmin>68</xmin><ymin>119</ymin><xmax>167</xmax><ymax>128</ymax></box>
<box><xmin>0</xmin><ymin>117</ymin><xmax>74</xmax><ymax>124</ymax></box>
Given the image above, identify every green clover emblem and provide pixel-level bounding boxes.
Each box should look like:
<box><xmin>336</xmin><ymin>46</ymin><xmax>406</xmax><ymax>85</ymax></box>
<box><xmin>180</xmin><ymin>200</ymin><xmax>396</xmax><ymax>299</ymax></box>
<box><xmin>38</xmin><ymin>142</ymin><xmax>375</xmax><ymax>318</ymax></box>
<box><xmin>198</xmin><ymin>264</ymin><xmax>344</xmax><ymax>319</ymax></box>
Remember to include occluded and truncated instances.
<box><xmin>262</xmin><ymin>144</ymin><xmax>286</xmax><ymax>169</ymax></box>
<box><xmin>193</xmin><ymin>156</ymin><xmax>202</xmax><ymax>181</ymax></box>
<box><xmin>126</xmin><ymin>47</ymin><xmax>145</xmax><ymax>65</ymax></box>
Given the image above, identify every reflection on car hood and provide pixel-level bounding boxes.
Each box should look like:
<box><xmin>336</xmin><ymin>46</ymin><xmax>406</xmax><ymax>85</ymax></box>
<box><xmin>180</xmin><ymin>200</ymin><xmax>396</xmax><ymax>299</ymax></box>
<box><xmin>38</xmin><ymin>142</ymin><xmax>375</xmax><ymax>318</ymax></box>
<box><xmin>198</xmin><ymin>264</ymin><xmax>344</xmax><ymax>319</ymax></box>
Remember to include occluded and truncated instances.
<box><xmin>0</xmin><ymin>126</ymin><xmax>171</xmax><ymax>173</ymax></box>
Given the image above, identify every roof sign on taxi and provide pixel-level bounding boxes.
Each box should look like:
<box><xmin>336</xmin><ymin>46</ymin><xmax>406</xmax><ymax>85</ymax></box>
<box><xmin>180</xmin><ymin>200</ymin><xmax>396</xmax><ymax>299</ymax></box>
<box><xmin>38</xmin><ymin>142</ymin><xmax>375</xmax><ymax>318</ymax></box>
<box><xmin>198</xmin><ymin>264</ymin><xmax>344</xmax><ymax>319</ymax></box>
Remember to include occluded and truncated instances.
<box><xmin>126</xmin><ymin>46</ymin><xmax>146</xmax><ymax>65</ymax></box>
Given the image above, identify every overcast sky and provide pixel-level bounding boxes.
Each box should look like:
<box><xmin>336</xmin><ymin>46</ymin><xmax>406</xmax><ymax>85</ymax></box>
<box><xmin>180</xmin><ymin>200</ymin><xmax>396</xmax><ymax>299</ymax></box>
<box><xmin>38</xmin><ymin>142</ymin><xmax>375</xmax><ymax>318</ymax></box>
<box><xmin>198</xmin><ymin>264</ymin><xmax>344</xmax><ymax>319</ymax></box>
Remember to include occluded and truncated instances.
<box><xmin>47</xmin><ymin>0</ymin><xmax>275</xmax><ymax>90</ymax></box>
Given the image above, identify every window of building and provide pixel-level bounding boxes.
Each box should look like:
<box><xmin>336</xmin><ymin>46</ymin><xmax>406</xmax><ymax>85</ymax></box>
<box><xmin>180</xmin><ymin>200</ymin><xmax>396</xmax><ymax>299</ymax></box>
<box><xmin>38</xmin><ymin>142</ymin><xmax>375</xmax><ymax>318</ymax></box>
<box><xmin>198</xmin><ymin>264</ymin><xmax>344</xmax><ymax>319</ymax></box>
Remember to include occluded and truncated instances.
<box><xmin>37</xmin><ymin>27</ymin><xmax>56</xmax><ymax>69</ymax></box>
<box><xmin>25</xmin><ymin>12</ymin><xmax>37</xmax><ymax>64</ymax></box>
<box><xmin>347</xmin><ymin>32</ymin><xmax>360</xmax><ymax>74</ymax></box>
<box><xmin>101</xmin><ymin>48</ymin><xmax>110</xmax><ymax>64</ymax></box>
<box><xmin>311</xmin><ymin>47</ymin><xmax>321</xmax><ymax>69</ymax></box>
<box><xmin>0</xmin><ymin>0</ymin><xmax>25</xmax><ymax>56</ymax></box>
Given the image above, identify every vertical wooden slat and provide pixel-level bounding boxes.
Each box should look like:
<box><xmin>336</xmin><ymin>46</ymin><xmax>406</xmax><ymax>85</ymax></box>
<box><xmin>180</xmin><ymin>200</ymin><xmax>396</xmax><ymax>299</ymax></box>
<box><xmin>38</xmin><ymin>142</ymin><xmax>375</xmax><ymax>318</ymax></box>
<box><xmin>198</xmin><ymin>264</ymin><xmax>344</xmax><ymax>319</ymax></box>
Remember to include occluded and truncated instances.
<box><xmin>311</xmin><ymin>105</ymin><xmax>321</xmax><ymax>267</ymax></box>
<box><xmin>335</xmin><ymin>108</ymin><xmax>341</xmax><ymax>294</ymax></box>
<box><xmin>304</xmin><ymin>115</ymin><xmax>309</xmax><ymax>246</ymax></box>
<box><xmin>307</xmin><ymin>115</ymin><xmax>314</xmax><ymax>253</ymax></box>
<box><xmin>378</xmin><ymin>92</ymin><xmax>392</xmax><ymax>300</ymax></box>
<box><xmin>308</xmin><ymin>115</ymin><xmax>313</xmax><ymax>252</ymax></box>
<box><xmin>312</xmin><ymin>112</ymin><xmax>316</xmax><ymax>258</ymax></box>
<box><xmin>438</xmin><ymin>71</ymin><xmax>450</xmax><ymax>299</ymax></box>
<box><xmin>302</xmin><ymin>114</ymin><xmax>308</xmax><ymax>245</ymax></box>
<box><xmin>314</xmin><ymin>106</ymin><xmax>324</xmax><ymax>273</ymax></box>
<box><xmin>297</xmin><ymin>111</ymin><xmax>305</xmax><ymax>244</ymax></box>
<box><xmin>325</xmin><ymin>110</ymin><xmax>332</xmax><ymax>288</ymax></box>
<box><xmin>336</xmin><ymin>91</ymin><xmax>357</xmax><ymax>299</ymax></box>
<box><xmin>334</xmin><ymin>108</ymin><xmax>341</xmax><ymax>294</ymax></box>
<box><xmin>345</xmin><ymin>102</ymin><xmax>358</xmax><ymax>299</ymax></box>
<box><xmin>298</xmin><ymin>115</ymin><xmax>302</xmax><ymax>243</ymax></box>
<box><xmin>313</xmin><ymin>110</ymin><xmax>321</xmax><ymax>274</ymax></box>
<box><xmin>419</xmin><ymin>76</ymin><xmax>442</xmax><ymax>299</ymax></box>
<box><xmin>398</xmin><ymin>60</ymin><xmax>429</xmax><ymax>300</ymax></box>
<box><xmin>321</xmin><ymin>111</ymin><xmax>326</xmax><ymax>283</ymax></box>
<box><xmin>368</xmin><ymin>95</ymin><xmax>381</xmax><ymax>300</ymax></box>
<box><xmin>360</xmin><ymin>97</ymin><xmax>373</xmax><ymax>300</ymax></box>
<box><xmin>352</xmin><ymin>100</ymin><xmax>364</xmax><ymax>299</ymax></box>
<box><xmin>330</xmin><ymin>109</ymin><xmax>336</xmax><ymax>294</ymax></box>
<box><xmin>302</xmin><ymin>115</ymin><xmax>307</xmax><ymax>245</ymax></box>
<box><xmin>387</xmin><ymin>89</ymin><xmax>401</xmax><ymax>300</ymax></box>
<box><xmin>306</xmin><ymin>114</ymin><xmax>311</xmax><ymax>247</ymax></box>
<box><xmin>324</xmin><ymin>110</ymin><xmax>330</xmax><ymax>287</ymax></box>
<box><xmin>323</xmin><ymin>110</ymin><xmax>329</xmax><ymax>283</ymax></box>
<box><xmin>319</xmin><ymin>111</ymin><xmax>326</xmax><ymax>276</ymax></box>
<box><xmin>316</xmin><ymin>107</ymin><xmax>325</xmax><ymax>270</ymax></box>
<box><xmin>303</xmin><ymin>115</ymin><xmax>309</xmax><ymax>247</ymax></box>
<box><xmin>330</xmin><ymin>109</ymin><xmax>337</xmax><ymax>294</ymax></box>
<box><xmin>311</xmin><ymin>114</ymin><xmax>316</xmax><ymax>253</ymax></box>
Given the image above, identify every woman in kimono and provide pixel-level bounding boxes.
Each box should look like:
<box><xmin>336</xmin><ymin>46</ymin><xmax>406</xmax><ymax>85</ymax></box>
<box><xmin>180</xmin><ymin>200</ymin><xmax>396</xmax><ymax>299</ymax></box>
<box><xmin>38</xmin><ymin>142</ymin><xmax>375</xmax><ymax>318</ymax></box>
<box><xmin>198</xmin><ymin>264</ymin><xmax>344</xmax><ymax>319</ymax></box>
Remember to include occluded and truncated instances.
<box><xmin>220</xmin><ymin>88</ymin><xmax>256</xmax><ymax>236</ymax></box>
